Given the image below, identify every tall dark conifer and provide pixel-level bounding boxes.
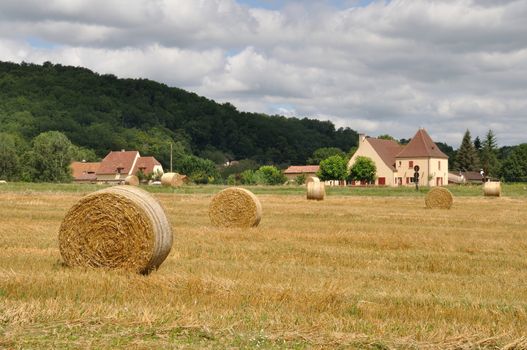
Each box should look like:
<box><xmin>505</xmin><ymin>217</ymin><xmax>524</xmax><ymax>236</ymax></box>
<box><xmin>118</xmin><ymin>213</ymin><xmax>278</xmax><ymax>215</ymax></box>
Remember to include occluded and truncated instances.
<box><xmin>480</xmin><ymin>130</ymin><xmax>499</xmax><ymax>177</ymax></box>
<box><xmin>455</xmin><ymin>130</ymin><xmax>480</xmax><ymax>172</ymax></box>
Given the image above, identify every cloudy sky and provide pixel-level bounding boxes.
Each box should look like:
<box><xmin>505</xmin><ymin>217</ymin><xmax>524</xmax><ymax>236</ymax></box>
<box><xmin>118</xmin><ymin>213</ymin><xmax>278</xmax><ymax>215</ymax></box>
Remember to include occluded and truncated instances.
<box><xmin>1</xmin><ymin>0</ymin><xmax>526</xmax><ymax>147</ymax></box>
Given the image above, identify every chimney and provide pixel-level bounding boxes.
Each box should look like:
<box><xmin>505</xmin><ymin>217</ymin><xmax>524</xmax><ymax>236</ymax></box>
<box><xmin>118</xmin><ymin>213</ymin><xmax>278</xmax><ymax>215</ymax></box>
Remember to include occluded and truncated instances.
<box><xmin>359</xmin><ymin>133</ymin><xmax>366</xmax><ymax>143</ymax></box>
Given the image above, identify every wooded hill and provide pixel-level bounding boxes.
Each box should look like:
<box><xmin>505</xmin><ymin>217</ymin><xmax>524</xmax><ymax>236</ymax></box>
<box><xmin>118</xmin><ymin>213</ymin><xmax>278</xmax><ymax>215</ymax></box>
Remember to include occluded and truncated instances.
<box><xmin>0</xmin><ymin>61</ymin><xmax>358</xmax><ymax>167</ymax></box>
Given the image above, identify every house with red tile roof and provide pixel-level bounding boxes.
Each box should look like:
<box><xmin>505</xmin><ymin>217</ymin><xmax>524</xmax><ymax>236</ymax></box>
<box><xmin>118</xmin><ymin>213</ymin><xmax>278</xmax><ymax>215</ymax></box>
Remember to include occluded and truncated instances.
<box><xmin>395</xmin><ymin>129</ymin><xmax>448</xmax><ymax>187</ymax></box>
<box><xmin>71</xmin><ymin>161</ymin><xmax>100</xmax><ymax>183</ymax></box>
<box><xmin>71</xmin><ymin>150</ymin><xmax>164</xmax><ymax>183</ymax></box>
<box><xmin>96</xmin><ymin>150</ymin><xmax>164</xmax><ymax>183</ymax></box>
<box><xmin>348</xmin><ymin>129</ymin><xmax>449</xmax><ymax>187</ymax></box>
<box><xmin>283</xmin><ymin>165</ymin><xmax>320</xmax><ymax>181</ymax></box>
<box><xmin>131</xmin><ymin>156</ymin><xmax>163</xmax><ymax>177</ymax></box>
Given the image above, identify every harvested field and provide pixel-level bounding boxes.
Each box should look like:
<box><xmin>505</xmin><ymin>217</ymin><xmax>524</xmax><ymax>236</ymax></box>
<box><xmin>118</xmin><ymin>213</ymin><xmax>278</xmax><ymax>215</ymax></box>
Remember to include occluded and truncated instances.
<box><xmin>1</xmin><ymin>186</ymin><xmax>526</xmax><ymax>349</ymax></box>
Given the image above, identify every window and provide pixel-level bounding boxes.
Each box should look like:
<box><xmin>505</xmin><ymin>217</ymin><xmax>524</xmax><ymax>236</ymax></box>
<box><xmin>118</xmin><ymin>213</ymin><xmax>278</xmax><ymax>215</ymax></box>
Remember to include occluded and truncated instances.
<box><xmin>438</xmin><ymin>161</ymin><xmax>441</xmax><ymax>170</ymax></box>
<box><xmin>378</xmin><ymin>177</ymin><xmax>386</xmax><ymax>185</ymax></box>
<box><xmin>409</xmin><ymin>161</ymin><xmax>414</xmax><ymax>169</ymax></box>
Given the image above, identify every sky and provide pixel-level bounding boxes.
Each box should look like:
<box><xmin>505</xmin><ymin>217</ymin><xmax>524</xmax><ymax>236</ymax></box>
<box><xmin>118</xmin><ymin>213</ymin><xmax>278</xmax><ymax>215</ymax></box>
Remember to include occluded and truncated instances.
<box><xmin>0</xmin><ymin>0</ymin><xmax>526</xmax><ymax>147</ymax></box>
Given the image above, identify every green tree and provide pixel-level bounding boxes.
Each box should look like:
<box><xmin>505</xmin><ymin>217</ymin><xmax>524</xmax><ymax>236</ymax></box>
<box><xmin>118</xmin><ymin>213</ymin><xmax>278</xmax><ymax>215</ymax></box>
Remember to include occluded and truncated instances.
<box><xmin>220</xmin><ymin>159</ymin><xmax>259</xmax><ymax>180</ymax></box>
<box><xmin>295</xmin><ymin>173</ymin><xmax>307</xmax><ymax>185</ymax></box>
<box><xmin>254</xmin><ymin>165</ymin><xmax>286</xmax><ymax>185</ymax></box>
<box><xmin>473</xmin><ymin>136</ymin><xmax>482</xmax><ymax>153</ymax></box>
<box><xmin>27</xmin><ymin>131</ymin><xmax>74</xmax><ymax>182</ymax></box>
<box><xmin>240</xmin><ymin>169</ymin><xmax>257</xmax><ymax>185</ymax></box>
<box><xmin>70</xmin><ymin>144</ymin><xmax>99</xmax><ymax>162</ymax></box>
<box><xmin>349</xmin><ymin>156</ymin><xmax>376</xmax><ymax>183</ymax></box>
<box><xmin>0</xmin><ymin>133</ymin><xmax>23</xmax><ymax>180</ymax></box>
<box><xmin>377</xmin><ymin>134</ymin><xmax>396</xmax><ymax>141</ymax></box>
<box><xmin>307</xmin><ymin>147</ymin><xmax>345</xmax><ymax>165</ymax></box>
<box><xmin>480</xmin><ymin>130</ymin><xmax>499</xmax><ymax>177</ymax></box>
<box><xmin>200</xmin><ymin>147</ymin><xmax>229</xmax><ymax>165</ymax></box>
<box><xmin>455</xmin><ymin>130</ymin><xmax>480</xmax><ymax>172</ymax></box>
<box><xmin>175</xmin><ymin>155</ymin><xmax>219</xmax><ymax>184</ymax></box>
<box><xmin>347</xmin><ymin>146</ymin><xmax>358</xmax><ymax>159</ymax></box>
<box><xmin>500</xmin><ymin>144</ymin><xmax>527</xmax><ymax>181</ymax></box>
<box><xmin>226</xmin><ymin>174</ymin><xmax>237</xmax><ymax>185</ymax></box>
<box><xmin>317</xmin><ymin>155</ymin><xmax>349</xmax><ymax>181</ymax></box>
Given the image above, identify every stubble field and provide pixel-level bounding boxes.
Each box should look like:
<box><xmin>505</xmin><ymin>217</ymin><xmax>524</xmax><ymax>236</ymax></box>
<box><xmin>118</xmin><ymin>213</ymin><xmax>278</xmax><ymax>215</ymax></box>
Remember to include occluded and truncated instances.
<box><xmin>0</xmin><ymin>185</ymin><xmax>526</xmax><ymax>349</ymax></box>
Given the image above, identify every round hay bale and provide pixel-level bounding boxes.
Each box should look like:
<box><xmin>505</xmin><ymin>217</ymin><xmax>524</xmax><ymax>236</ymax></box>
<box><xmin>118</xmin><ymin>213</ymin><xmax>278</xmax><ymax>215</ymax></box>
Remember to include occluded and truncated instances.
<box><xmin>209</xmin><ymin>187</ymin><xmax>262</xmax><ymax>228</ymax></box>
<box><xmin>306</xmin><ymin>176</ymin><xmax>320</xmax><ymax>184</ymax></box>
<box><xmin>161</xmin><ymin>172</ymin><xmax>184</xmax><ymax>187</ymax></box>
<box><xmin>483</xmin><ymin>181</ymin><xmax>501</xmax><ymax>197</ymax></box>
<box><xmin>307</xmin><ymin>180</ymin><xmax>325</xmax><ymax>200</ymax></box>
<box><xmin>425</xmin><ymin>187</ymin><xmax>453</xmax><ymax>209</ymax></box>
<box><xmin>124</xmin><ymin>175</ymin><xmax>139</xmax><ymax>186</ymax></box>
<box><xmin>58</xmin><ymin>186</ymin><xmax>173</xmax><ymax>274</ymax></box>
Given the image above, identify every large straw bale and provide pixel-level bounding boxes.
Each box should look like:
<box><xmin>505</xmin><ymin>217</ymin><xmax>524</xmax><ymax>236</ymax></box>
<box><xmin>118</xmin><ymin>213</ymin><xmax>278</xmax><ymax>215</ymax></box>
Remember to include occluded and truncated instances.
<box><xmin>124</xmin><ymin>175</ymin><xmax>139</xmax><ymax>186</ymax></box>
<box><xmin>483</xmin><ymin>181</ymin><xmax>501</xmax><ymax>197</ymax></box>
<box><xmin>161</xmin><ymin>172</ymin><xmax>184</xmax><ymax>187</ymax></box>
<box><xmin>306</xmin><ymin>177</ymin><xmax>325</xmax><ymax>200</ymax></box>
<box><xmin>306</xmin><ymin>176</ymin><xmax>320</xmax><ymax>184</ymax></box>
<box><xmin>58</xmin><ymin>186</ymin><xmax>173</xmax><ymax>274</ymax></box>
<box><xmin>209</xmin><ymin>187</ymin><xmax>262</xmax><ymax>228</ymax></box>
<box><xmin>425</xmin><ymin>187</ymin><xmax>453</xmax><ymax>209</ymax></box>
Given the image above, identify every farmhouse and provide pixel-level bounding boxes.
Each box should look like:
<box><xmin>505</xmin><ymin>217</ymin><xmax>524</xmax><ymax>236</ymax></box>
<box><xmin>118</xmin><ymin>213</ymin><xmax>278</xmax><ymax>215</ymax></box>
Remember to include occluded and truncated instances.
<box><xmin>283</xmin><ymin>165</ymin><xmax>320</xmax><ymax>181</ymax></box>
<box><xmin>348</xmin><ymin>128</ymin><xmax>449</xmax><ymax>187</ymax></box>
<box><xmin>70</xmin><ymin>150</ymin><xmax>163</xmax><ymax>183</ymax></box>
<box><xmin>70</xmin><ymin>161</ymin><xmax>100</xmax><ymax>183</ymax></box>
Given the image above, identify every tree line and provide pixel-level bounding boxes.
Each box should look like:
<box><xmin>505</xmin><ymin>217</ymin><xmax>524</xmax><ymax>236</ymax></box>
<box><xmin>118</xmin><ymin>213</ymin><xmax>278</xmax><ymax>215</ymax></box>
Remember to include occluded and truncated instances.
<box><xmin>454</xmin><ymin>129</ymin><xmax>527</xmax><ymax>181</ymax></box>
<box><xmin>1</xmin><ymin>61</ymin><xmax>526</xmax><ymax>183</ymax></box>
<box><xmin>0</xmin><ymin>60</ymin><xmax>358</xmax><ymax>172</ymax></box>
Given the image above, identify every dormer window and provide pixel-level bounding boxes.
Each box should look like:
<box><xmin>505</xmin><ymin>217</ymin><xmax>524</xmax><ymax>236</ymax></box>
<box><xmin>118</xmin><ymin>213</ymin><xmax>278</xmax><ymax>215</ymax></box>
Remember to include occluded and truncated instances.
<box><xmin>116</xmin><ymin>167</ymin><xmax>124</xmax><ymax>174</ymax></box>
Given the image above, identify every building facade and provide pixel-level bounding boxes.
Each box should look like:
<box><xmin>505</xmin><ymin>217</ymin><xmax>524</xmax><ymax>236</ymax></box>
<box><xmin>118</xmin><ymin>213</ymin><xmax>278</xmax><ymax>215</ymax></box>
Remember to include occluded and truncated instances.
<box><xmin>348</xmin><ymin>129</ymin><xmax>449</xmax><ymax>187</ymax></box>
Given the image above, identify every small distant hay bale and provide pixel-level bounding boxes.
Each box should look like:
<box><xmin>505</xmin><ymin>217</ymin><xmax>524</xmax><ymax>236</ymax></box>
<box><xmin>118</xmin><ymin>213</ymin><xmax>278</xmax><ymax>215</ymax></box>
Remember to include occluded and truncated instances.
<box><xmin>425</xmin><ymin>187</ymin><xmax>453</xmax><ymax>209</ymax></box>
<box><xmin>58</xmin><ymin>186</ymin><xmax>173</xmax><ymax>274</ymax></box>
<box><xmin>209</xmin><ymin>187</ymin><xmax>262</xmax><ymax>228</ymax></box>
<box><xmin>306</xmin><ymin>176</ymin><xmax>319</xmax><ymax>184</ymax></box>
<box><xmin>124</xmin><ymin>175</ymin><xmax>139</xmax><ymax>186</ymax></box>
<box><xmin>161</xmin><ymin>172</ymin><xmax>184</xmax><ymax>187</ymax></box>
<box><xmin>0</xmin><ymin>180</ymin><xmax>6</xmax><ymax>184</ymax></box>
<box><xmin>306</xmin><ymin>176</ymin><xmax>325</xmax><ymax>201</ymax></box>
<box><xmin>483</xmin><ymin>181</ymin><xmax>501</xmax><ymax>197</ymax></box>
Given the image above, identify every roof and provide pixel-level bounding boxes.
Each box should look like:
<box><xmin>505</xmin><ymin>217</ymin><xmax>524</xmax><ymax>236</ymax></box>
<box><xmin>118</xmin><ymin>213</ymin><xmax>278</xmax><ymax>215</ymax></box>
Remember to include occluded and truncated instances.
<box><xmin>284</xmin><ymin>165</ymin><xmax>320</xmax><ymax>174</ymax></box>
<box><xmin>71</xmin><ymin>161</ymin><xmax>100</xmax><ymax>181</ymax></box>
<box><xmin>132</xmin><ymin>156</ymin><xmax>162</xmax><ymax>175</ymax></box>
<box><xmin>461</xmin><ymin>171</ymin><xmax>484</xmax><ymax>181</ymax></box>
<box><xmin>366</xmin><ymin>138</ymin><xmax>404</xmax><ymax>170</ymax></box>
<box><xmin>97</xmin><ymin>151</ymin><xmax>139</xmax><ymax>175</ymax></box>
<box><xmin>396</xmin><ymin>129</ymin><xmax>448</xmax><ymax>159</ymax></box>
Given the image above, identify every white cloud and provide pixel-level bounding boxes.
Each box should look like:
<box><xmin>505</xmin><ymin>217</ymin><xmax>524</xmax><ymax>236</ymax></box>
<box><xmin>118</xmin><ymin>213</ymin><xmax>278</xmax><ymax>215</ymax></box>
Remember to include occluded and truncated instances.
<box><xmin>0</xmin><ymin>0</ymin><xmax>526</xmax><ymax>147</ymax></box>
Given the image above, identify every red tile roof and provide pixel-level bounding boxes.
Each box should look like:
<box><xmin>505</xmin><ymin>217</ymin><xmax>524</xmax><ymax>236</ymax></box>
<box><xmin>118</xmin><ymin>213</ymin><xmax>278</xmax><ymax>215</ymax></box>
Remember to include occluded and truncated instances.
<box><xmin>71</xmin><ymin>161</ymin><xmax>100</xmax><ymax>181</ymax></box>
<box><xmin>284</xmin><ymin>165</ymin><xmax>320</xmax><ymax>174</ymax></box>
<box><xmin>132</xmin><ymin>156</ymin><xmax>162</xmax><ymax>175</ymax></box>
<box><xmin>97</xmin><ymin>151</ymin><xmax>139</xmax><ymax>175</ymax></box>
<box><xmin>367</xmin><ymin>138</ymin><xmax>404</xmax><ymax>170</ymax></box>
<box><xmin>397</xmin><ymin>129</ymin><xmax>448</xmax><ymax>159</ymax></box>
